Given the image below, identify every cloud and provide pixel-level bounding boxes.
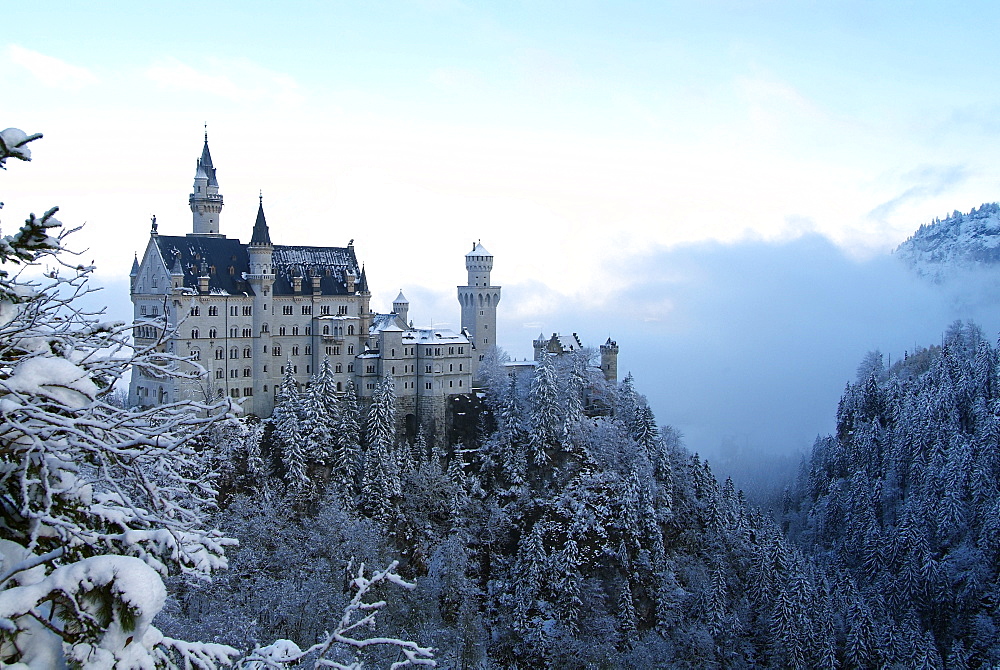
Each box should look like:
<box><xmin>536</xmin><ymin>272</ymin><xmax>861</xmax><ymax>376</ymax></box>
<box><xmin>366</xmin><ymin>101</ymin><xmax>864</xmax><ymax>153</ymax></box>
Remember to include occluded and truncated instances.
<box><xmin>500</xmin><ymin>234</ymin><xmax>1000</xmax><ymax>463</ymax></box>
<box><xmin>7</xmin><ymin>45</ymin><xmax>98</xmax><ymax>90</ymax></box>
<box><xmin>145</xmin><ymin>57</ymin><xmax>303</xmax><ymax>106</ymax></box>
<box><xmin>867</xmin><ymin>164</ymin><xmax>969</xmax><ymax>224</ymax></box>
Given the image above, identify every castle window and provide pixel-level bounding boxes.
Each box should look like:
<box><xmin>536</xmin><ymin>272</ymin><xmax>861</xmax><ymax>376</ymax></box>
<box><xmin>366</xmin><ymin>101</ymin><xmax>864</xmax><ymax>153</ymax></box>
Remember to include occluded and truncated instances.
<box><xmin>458</xmin><ymin>379</ymin><xmax>462</xmax><ymax>387</ymax></box>
<box><xmin>337</xmin><ymin>382</ymin><xmax>342</xmax><ymax>391</ymax></box>
<box><xmin>230</xmin><ymin>369</ymin><xmax>238</xmax><ymax>378</ymax></box>
<box><xmin>292</xmin><ymin>346</ymin><xmax>299</xmax><ymax>356</ymax></box>
<box><xmin>243</xmin><ymin>368</ymin><xmax>251</xmax><ymax>377</ymax></box>
<box><xmin>215</xmin><ymin>348</ymin><xmax>224</xmax><ymax>360</ymax></box>
<box><xmin>304</xmin><ymin>345</ymin><xmax>311</xmax><ymax>355</ymax></box>
<box><xmin>322</xmin><ymin>305</ymin><xmax>331</xmax><ymax>315</ymax></box>
<box><xmin>151</xmin><ymin>306</ymin><xmax>159</xmax><ymax>316</ymax></box>
<box><xmin>263</xmin><ymin>385</ymin><xmax>268</xmax><ymax>392</ymax></box>
<box><xmin>273</xmin><ymin>346</ymin><xmax>281</xmax><ymax>356</ymax></box>
<box><xmin>140</xmin><ymin>306</ymin><xmax>147</xmax><ymax>315</ymax></box>
<box><xmin>191</xmin><ymin>329</ymin><xmax>199</xmax><ymax>339</ymax></box>
<box><xmin>326</xmin><ymin>346</ymin><xmax>332</xmax><ymax>355</ymax></box>
<box><xmin>279</xmin><ymin>326</ymin><xmax>286</xmax><ymax>336</ymax></box>
<box><xmin>292</xmin><ymin>326</ymin><xmax>299</xmax><ymax>336</ymax></box>
<box><xmin>426</xmin><ymin>382</ymin><xmax>432</xmax><ymax>390</ymax></box>
<box><xmin>335</xmin><ymin>364</ymin><xmax>342</xmax><ymax>373</ymax></box>
<box><xmin>263</xmin><ymin>365</ymin><xmax>267</xmax><ymax>372</ymax></box>
<box><xmin>458</xmin><ymin>346</ymin><xmax>464</xmax><ymax>354</ymax></box>
<box><xmin>231</xmin><ymin>388</ymin><xmax>240</xmax><ymax>398</ymax></box>
<box><xmin>449</xmin><ymin>380</ymin><xmax>453</xmax><ymax>388</ymax></box>
<box><xmin>425</xmin><ymin>365</ymin><xmax>432</xmax><ymax>373</ymax></box>
<box><xmin>209</xmin><ymin>306</ymin><xmax>218</xmax><ymax>316</ymax></box>
<box><xmin>243</xmin><ymin>347</ymin><xmax>252</xmax><ymax>358</ymax></box>
<box><xmin>459</xmin><ymin>364</ymin><xmax>463</xmax><ymax>371</ymax></box>
<box><xmin>229</xmin><ymin>266</ymin><xmax>235</xmax><ymax>276</ymax></box>
<box><xmin>306</xmin><ymin>365</ymin><xmax>311</xmax><ymax>374</ymax></box>
<box><xmin>209</xmin><ymin>328</ymin><xmax>217</xmax><ymax>338</ymax></box>
<box><xmin>230</xmin><ymin>347</ymin><xmax>238</xmax><ymax>359</ymax></box>
<box><xmin>293</xmin><ymin>366</ymin><xmax>298</xmax><ymax>374</ymax></box>
<box><xmin>209</xmin><ymin>266</ymin><xmax>216</xmax><ymax>276</ymax></box>
<box><xmin>391</xmin><ymin>366</ymin><xmax>395</xmax><ymax>374</ymax></box>
<box><xmin>152</xmin><ymin>278</ymin><xmax>158</xmax><ymax>288</ymax></box>
<box><xmin>242</xmin><ymin>328</ymin><xmax>251</xmax><ymax>338</ymax></box>
<box><xmin>323</xmin><ymin>325</ymin><xmax>330</xmax><ymax>335</ymax></box>
<box><xmin>230</xmin><ymin>306</ymin><xmax>238</xmax><ymax>316</ymax></box>
<box><xmin>339</xmin><ymin>305</ymin><xmax>348</xmax><ymax>315</ymax></box>
<box><xmin>366</xmin><ymin>365</ymin><xmax>375</xmax><ymax>374</ymax></box>
<box><xmin>191</xmin><ymin>349</ymin><xmax>200</xmax><ymax>360</ymax></box>
<box><xmin>449</xmin><ymin>364</ymin><xmax>453</xmax><ymax>372</ymax></box>
<box><xmin>215</xmin><ymin>369</ymin><xmax>224</xmax><ymax>379</ymax></box>
<box><xmin>435</xmin><ymin>348</ymin><xmax>441</xmax><ymax>356</ymax></box>
<box><xmin>283</xmin><ymin>305</ymin><xmax>293</xmax><ymax>315</ymax></box>
<box><xmin>449</xmin><ymin>347</ymin><xmax>454</xmax><ymax>355</ymax></box>
<box><xmin>348</xmin><ymin>345</ymin><xmax>354</xmax><ymax>355</ymax></box>
<box><xmin>347</xmin><ymin>325</ymin><xmax>355</xmax><ymax>335</ymax></box>
<box><xmin>190</xmin><ymin>306</ymin><xmax>200</xmax><ymax>316</ymax></box>
<box><xmin>243</xmin><ymin>306</ymin><xmax>252</xmax><ymax>316</ymax></box>
<box><xmin>229</xmin><ymin>327</ymin><xmax>237</xmax><ymax>337</ymax></box>
<box><xmin>244</xmin><ymin>387</ymin><xmax>253</xmax><ymax>397</ymax></box>
<box><xmin>305</xmin><ymin>327</ymin><xmax>310</xmax><ymax>336</ymax></box>
<box><xmin>347</xmin><ymin>363</ymin><xmax>354</xmax><ymax>372</ymax></box>
<box><xmin>301</xmin><ymin>305</ymin><xmax>311</xmax><ymax>315</ymax></box>
<box><xmin>334</xmin><ymin>346</ymin><xmax>341</xmax><ymax>355</ymax></box>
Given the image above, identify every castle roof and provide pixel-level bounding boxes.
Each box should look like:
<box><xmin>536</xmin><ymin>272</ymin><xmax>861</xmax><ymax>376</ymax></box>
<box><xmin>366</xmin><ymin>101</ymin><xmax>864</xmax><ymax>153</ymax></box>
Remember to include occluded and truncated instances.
<box><xmin>198</xmin><ymin>136</ymin><xmax>218</xmax><ymax>187</ymax></box>
<box><xmin>394</xmin><ymin>290</ymin><xmax>408</xmax><ymax>304</ymax></box>
<box><xmin>466</xmin><ymin>241</ymin><xmax>491</xmax><ymax>257</ymax></box>
<box><xmin>151</xmin><ymin>235</ymin><xmax>362</xmax><ymax>297</ymax></box>
<box><xmin>249</xmin><ymin>198</ymin><xmax>271</xmax><ymax>246</ymax></box>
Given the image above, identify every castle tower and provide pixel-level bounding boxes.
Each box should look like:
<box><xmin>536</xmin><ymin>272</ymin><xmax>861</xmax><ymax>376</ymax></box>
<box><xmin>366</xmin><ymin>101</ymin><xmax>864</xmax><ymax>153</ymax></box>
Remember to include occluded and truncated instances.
<box><xmin>457</xmin><ymin>241</ymin><xmax>500</xmax><ymax>378</ymax></box>
<box><xmin>393</xmin><ymin>290</ymin><xmax>410</xmax><ymax>327</ymax></box>
<box><xmin>189</xmin><ymin>132</ymin><xmax>224</xmax><ymax>236</ymax></box>
<box><xmin>600</xmin><ymin>337</ymin><xmax>619</xmax><ymax>383</ymax></box>
<box><xmin>247</xmin><ymin>195</ymin><xmax>275</xmax><ymax>414</ymax></box>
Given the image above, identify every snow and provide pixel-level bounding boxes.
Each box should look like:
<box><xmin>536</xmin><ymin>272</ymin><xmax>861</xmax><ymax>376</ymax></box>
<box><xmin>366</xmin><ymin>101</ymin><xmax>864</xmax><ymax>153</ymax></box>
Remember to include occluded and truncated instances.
<box><xmin>3</xmin><ymin>355</ymin><xmax>98</xmax><ymax>409</ymax></box>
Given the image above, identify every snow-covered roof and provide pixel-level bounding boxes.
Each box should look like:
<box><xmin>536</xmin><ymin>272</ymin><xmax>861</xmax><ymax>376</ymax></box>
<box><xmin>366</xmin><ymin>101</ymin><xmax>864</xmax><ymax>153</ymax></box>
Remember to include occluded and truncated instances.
<box><xmin>401</xmin><ymin>327</ymin><xmax>470</xmax><ymax>344</ymax></box>
<box><xmin>394</xmin><ymin>290</ymin><xmax>408</xmax><ymax>304</ymax></box>
<box><xmin>466</xmin><ymin>242</ymin><xmax>491</xmax><ymax>257</ymax></box>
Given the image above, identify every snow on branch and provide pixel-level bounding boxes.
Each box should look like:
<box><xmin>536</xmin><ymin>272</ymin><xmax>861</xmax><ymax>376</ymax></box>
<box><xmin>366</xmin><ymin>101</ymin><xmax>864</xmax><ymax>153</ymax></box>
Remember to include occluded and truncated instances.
<box><xmin>240</xmin><ymin>560</ymin><xmax>435</xmax><ymax>670</ymax></box>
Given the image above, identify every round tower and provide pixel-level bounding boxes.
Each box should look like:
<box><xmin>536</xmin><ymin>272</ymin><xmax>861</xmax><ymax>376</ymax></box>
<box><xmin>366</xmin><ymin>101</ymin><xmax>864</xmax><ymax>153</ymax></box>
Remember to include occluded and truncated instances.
<box><xmin>457</xmin><ymin>241</ymin><xmax>501</xmax><ymax>378</ymax></box>
<box><xmin>189</xmin><ymin>132</ymin><xmax>224</xmax><ymax>236</ymax></box>
<box><xmin>247</xmin><ymin>196</ymin><xmax>275</xmax><ymax>415</ymax></box>
<box><xmin>393</xmin><ymin>290</ymin><xmax>410</xmax><ymax>327</ymax></box>
<box><xmin>600</xmin><ymin>337</ymin><xmax>619</xmax><ymax>383</ymax></box>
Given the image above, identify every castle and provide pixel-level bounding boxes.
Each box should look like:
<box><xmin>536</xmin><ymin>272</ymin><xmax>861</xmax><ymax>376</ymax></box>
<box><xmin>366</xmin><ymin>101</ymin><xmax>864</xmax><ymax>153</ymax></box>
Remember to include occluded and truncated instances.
<box><xmin>128</xmin><ymin>135</ymin><xmax>500</xmax><ymax>443</ymax></box>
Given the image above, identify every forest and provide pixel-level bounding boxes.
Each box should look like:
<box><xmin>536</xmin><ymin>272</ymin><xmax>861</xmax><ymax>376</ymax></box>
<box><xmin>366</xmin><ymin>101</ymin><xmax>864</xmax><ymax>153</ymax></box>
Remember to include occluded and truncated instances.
<box><xmin>4</xmin><ymin>128</ymin><xmax>1000</xmax><ymax>668</ymax></box>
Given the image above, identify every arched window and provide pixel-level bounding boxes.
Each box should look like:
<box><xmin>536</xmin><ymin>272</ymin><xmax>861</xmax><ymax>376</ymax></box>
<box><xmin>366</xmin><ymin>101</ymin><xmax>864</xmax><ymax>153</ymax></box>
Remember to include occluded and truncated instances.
<box><xmin>209</xmin><ymin>328</ymin><xmax>217</xmax><ymax>338</ymax></box>
<box><xmin>215</xmin><ymin>348</ymin><xmax>224</xmax><ymax>360</ymax></box>
<box><xmin>191</xmin><ymin>329</ymin><xmax>199</xmax><ymax>339</ymax></box>
<box><xmin>323</xmin><ymin>325</ymin><xmax>330</xmax><ymax>335</ymax></box>
<box><xmin>279</xmin><ymin>326</ymin><xmax>286</xmax><ymax>336</ymax></box>
<box><xmin>230</xmin><ymin>347</ymin><xmax>238</xmax><ymax>359</ymax></box>
<box><xmin>347</xmin><ymin>325</ymin><xmax>355</xmax><ymax>336</ymax></box>
<box><xmin>244</xmin><ymin>347</ymin><xmax>252</xmax><ymax>358</ymax></box>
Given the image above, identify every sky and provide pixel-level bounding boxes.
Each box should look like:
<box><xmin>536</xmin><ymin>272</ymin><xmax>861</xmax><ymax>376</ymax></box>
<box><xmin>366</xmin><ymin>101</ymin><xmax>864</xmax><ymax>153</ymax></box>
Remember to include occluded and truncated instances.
<box><xmin>5</xmin><ymin>1</ymin><xmax>1000</xmax><ymax>463</ymax></box>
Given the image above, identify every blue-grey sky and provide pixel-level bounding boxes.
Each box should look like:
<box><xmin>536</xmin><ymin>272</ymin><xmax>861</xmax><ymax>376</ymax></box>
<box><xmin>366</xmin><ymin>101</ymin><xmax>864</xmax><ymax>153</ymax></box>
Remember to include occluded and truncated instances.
<box><xmin>5</xmin><ymin>2</ymin><xmax>1000</xmax><ymax>457</ymax></box>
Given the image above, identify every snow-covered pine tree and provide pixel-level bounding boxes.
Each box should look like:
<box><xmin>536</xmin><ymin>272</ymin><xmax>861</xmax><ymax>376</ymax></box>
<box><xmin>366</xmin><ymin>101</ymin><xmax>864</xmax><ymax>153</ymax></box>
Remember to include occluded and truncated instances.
<box><xmin>362</xmin><ymin>373</ymin><xmax>401</xmax><ymax>520</ymax></box>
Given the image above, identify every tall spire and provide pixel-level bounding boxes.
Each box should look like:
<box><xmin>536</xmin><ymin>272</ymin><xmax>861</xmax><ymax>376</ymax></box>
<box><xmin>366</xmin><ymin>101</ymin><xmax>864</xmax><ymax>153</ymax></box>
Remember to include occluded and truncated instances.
<box><xmin>189</xmin><ymin>129</ymin><xmax>224</xmax><ymax>236</ymax></box>
<box><xmin>250</xmin><ymin>192</ymin><xmax>272</xmax><ymax>246</ymax></box>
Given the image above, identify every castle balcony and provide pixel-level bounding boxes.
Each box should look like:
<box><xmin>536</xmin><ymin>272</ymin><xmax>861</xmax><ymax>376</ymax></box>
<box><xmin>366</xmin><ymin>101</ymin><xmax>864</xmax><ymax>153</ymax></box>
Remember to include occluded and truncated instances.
<box><xmin>188</xmin><ymin>193</ymin><xmax>224</xmax><ymax>204</ymax></box>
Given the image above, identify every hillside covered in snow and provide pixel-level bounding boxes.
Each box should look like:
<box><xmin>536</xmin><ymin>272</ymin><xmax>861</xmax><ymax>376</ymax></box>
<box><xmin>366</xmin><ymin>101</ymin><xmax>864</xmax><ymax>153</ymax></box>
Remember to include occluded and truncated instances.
<box><xmin>895</xmin><ymin>202</ymin><xmax>1000</xmax><ymax>281</ymax></box>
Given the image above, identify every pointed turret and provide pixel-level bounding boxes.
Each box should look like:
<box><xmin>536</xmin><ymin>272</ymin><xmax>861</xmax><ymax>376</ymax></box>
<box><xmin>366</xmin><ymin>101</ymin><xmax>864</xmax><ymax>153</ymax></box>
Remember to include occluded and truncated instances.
<box><xmin>129</xmin><ymin>254</ymin><xmax>139</xmax><ymax>293</ymax></box>
<box><xmin>247</xmin><ymin>194</ymin><xmax>275</xmax><ymax>282</ymax></box>
<box><xmin>189</xmin><ymin>131</ymin><xmax>224</xmax><ymax>237</ymax></box>
<box><xmin>249</xmin><ymin>194</ymin><xmax>272</xmax><ymax>246</ymax></box>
